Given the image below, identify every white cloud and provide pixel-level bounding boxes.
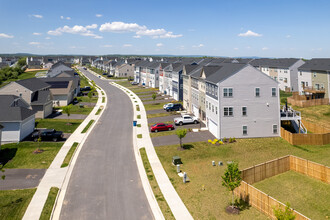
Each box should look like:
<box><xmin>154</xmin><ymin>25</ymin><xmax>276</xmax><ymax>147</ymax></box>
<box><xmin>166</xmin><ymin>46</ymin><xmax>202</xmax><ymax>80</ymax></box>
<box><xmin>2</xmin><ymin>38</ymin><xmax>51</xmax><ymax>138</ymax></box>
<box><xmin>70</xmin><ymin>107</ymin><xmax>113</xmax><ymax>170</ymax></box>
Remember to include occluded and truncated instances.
<box><xmin>192</xmin><ymin>44</ymin><xmax>204</xmax><ymax>48</ymax></box>
<box><xmin>312</xmin><ymin>48</ymin><xmax>323</xmax><ymax>51</ymax></box>
<box><xmin>100</xmin><ymin>21</ymin><xmax>145</xmax><ymax>33</ymax></box>
<box><xmin>33</xmin><ymin>32</ymin><xmax>42</xmax><ymax>36</ymax></box>
<box><xmin>99</xmin><ymin>21</ymin><xmax>182</xmax><ymax>39</ymax></box>
<box><xmin>48</xmin><ymin>24</ymin><xmax>102</xmax><ymax>39</ymax></box>
<box><xmin>96</xmin><ymin>14</ymin><xmax>103</xmax><ymax>17</ymax></box>
<box><xmin>0</xmin><ymin>33</ymin><xmax>14</xmax><ymax>38</ymax></box>
<box><xmin>246</xmin><ymin>46</ymin><xmax>251</xmax><ymax>49</ymax></box>
<box><xmin>60</xmin><ymin>16</ymin><xmax>64</xmax><ymax>19</ymax></box>
<box><xmin>123</xmin><ymin>44</ymin><xmax>132</xmax><ymax>47</ymax></box>
<box><xmin>32</xmin><ymin>14</ymin><xmax>43</xmax><ymax>19</ymax></box>
<box><xmin>234</xmin><ymin>47</ymin><xmax>239</xmax><ymax>50</ymax></box>
<box><xmin>286</xmin><ymin>35</ymin><xmax>291</xmax><ymax>38</ymax></box>
<box><xmin>238</xmin><ymin>30</ymin><xmax>262</xmax><ymax>37</ymax></box>
<box><xmin>29</xmin><ymin>42</ymin><xmax>40</xmax><ymax>45</ymax></box>
<box><xmin>45</xmin><ymin>37</ymin><xmax>51</xmax><ymax>40</ymax></box>
<box><xmin>102</xmin><ymin>45</ymin><xmax>113</xmax><ymax>48</ymax></box>
<box><xmin>156</xmin><ymin>43</ymin><xmax>163</xmax><ymax>47</ymax></box>
<box><xmin>262</xmin><ymin>47</ymin><xmax>269</xmax><ymax>50</ymax></box>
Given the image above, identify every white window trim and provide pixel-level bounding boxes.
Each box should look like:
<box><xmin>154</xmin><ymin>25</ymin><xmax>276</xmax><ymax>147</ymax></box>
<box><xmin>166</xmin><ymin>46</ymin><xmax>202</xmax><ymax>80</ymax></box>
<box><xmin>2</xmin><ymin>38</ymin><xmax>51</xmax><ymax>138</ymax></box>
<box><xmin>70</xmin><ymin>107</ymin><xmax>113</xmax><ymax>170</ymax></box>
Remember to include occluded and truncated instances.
<box><xmin>243</xmin><ymin>125</ymin><xmax>248</xmax><ymax>135</ymax></box>
<box><xmin>242</xmin><ymin>106</ymin><xmax>247</xmax><ymax>116</ymax></box>
<box><xmin>255</xmin><ymin>87</ymin><xmax>260</xmax><ymax>97</ymax></box>
<box><xmin>223</xmin><ymin>87</ymin><xmax>233</xmax><ymax>98</ymax></box>
<box><xmin>224</xmin><ymin>106</ymin><xmax>234</xmax><ymax>117</ymax></box>
<box><xmin>273</xmin><ymin>124</ymin><xmax>278</xmax><ymax>134</ymax></box>
<box><xmin>272</xmin><ymin>87</ymin><xmax>277</xmax><ymax>97</ymax></box>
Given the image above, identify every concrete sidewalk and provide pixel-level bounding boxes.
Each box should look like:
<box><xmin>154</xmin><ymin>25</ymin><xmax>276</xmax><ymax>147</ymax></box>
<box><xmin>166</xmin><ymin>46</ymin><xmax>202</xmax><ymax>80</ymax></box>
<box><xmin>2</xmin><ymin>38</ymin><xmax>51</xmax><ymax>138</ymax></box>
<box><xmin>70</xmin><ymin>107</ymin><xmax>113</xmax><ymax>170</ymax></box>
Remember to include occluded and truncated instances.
<box><xmin>112</xmin><ymin>82</ymin><xmax>194</xmax><ymax>220</ymax></box>
<box><xmin>22</xmin><ymin>70</ymin><xmax>107</xmax><ymax>220</ymax></box>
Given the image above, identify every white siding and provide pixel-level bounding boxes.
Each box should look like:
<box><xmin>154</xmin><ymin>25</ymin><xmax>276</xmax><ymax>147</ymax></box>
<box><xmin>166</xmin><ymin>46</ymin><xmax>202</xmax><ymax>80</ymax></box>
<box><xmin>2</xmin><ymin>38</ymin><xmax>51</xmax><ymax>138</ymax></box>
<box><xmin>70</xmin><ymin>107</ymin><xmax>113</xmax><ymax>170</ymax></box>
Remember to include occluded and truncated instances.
<box><xmin>297</xmin><ymin>70</ymin><xmax>312</xmax><ymax>95</ymax></box>
<box><xmin>20</xmin><ymin>115</ymin><xmax>35</xmax><ymax>141</ymax></box>
<box><xmin>1</xmin><ymin>122</ymin><xmax>20</xmax><ymax>142</ymax></box>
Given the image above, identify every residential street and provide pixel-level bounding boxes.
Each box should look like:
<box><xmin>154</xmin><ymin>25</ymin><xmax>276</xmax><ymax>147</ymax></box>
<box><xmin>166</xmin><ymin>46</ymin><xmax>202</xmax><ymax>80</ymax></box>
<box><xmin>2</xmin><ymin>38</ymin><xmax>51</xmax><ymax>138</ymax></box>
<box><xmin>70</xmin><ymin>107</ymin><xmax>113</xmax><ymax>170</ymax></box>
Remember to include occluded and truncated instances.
<box><xmin>60</xmin><ymin>68</ymin><xmax>153</xmax><ymax>220</ymax></box>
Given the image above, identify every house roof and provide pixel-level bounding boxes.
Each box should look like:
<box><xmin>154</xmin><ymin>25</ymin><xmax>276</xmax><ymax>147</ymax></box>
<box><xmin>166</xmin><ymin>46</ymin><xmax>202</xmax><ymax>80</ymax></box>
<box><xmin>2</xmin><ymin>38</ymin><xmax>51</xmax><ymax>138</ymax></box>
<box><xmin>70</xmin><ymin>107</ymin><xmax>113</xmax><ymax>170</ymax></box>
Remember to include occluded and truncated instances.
<box><xmin>40</xmin><ymin>77</ymin><xmax>76</xmax><ymax>95</ymax></box>
<box><xmin>202</xmin><ymin>66</ymin><xmax>223</xmax><ymax>78</ymax></box>
<box><xmin>184</xmin><ymin>64</ymin><xmax>200</xmax><ymax>75</ymax></box>
<box><xmin>205</xmin><ymin>63</ymin><xmax>247</xmax><ymax>84</ymax></box>
<box><xmin>31</xmin><ymin>90</ymin><xmax>52</xmax><ymax>105</ymax></box>
<box><xmin>250</xmin><ymin>58</ymin><xmax>299</xmax><ymax>68</ymax></box>
<box><xmin>16</xmin><ymin>78</ymin><xmax>51</xmax><ymax>92</ymax></box>
<box><xmin>298</xmin><ymin>58</ymin><xmax>330</xmax><ymax>71</ymax></box>
<box><xmin>47</xmin><ymin>61</ymin><xmax>74</xmax><ymax>78</ymax></box>
<box><xmin>172</xmin><ymin>63</ymin><xmax>184</xmax><ymax>72</ymax></box>
<box><xmin>0</xmin><ymin>95</ymin><xmax>35</xmax><ymax>122</ymax></box>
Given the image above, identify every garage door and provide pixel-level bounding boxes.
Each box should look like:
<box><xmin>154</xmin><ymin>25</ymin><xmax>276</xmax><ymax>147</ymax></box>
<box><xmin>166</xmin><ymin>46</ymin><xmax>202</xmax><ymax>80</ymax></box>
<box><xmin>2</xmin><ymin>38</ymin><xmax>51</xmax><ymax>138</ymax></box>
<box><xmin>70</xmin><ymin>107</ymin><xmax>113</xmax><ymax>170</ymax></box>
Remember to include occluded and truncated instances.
<box><xmin>208</xmin><ymin>118</ymin><xmax>218</xmax><ymax>138</ymax></box>
<box><xmin>20</xmin><ymin>116</ymin><xmax>35</xmax><ymax>141</ymax></box>
<box><xmin>192</xmin><ymin>105</ymin><xmax>199</xmax><ymax>118</ymax></box>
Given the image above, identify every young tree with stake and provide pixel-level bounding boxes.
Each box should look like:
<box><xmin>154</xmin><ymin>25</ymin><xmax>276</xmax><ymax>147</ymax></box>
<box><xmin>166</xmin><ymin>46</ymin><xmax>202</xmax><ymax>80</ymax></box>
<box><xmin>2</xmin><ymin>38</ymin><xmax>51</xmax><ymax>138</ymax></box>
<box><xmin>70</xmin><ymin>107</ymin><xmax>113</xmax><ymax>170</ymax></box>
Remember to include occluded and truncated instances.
<box><xmin>176</xmin><ymin>128</ymin><xmax>187</xmax><ymax>149</ymax></box>
<box><xmin>221</xmin><ymin>161</ymin><xmax>242</xmax><ymax>208</ymax></box>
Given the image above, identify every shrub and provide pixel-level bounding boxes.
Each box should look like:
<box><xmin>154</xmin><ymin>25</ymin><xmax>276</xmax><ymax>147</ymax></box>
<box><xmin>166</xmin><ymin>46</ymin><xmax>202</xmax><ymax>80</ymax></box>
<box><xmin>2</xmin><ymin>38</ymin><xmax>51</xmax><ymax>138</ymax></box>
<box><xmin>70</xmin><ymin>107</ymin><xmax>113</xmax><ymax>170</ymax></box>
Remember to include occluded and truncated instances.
<box><xmin>219</xmin><ymin>141</ymin><xmax>224</xmax><ymax>145</ymax></box>
<box><xmin>214</xmin><ymin>139</ymin><xmax>218</xmax><ymax>142</ymax></box>
<box><xmin>223</xmin><ymin>137</ymin><xmax>227</xmax><ymax>142</ymax></box>
<box><xmin>208</xmin><ymin>139</ymin><xmax>212</xmax><ymax>143</ymax></box>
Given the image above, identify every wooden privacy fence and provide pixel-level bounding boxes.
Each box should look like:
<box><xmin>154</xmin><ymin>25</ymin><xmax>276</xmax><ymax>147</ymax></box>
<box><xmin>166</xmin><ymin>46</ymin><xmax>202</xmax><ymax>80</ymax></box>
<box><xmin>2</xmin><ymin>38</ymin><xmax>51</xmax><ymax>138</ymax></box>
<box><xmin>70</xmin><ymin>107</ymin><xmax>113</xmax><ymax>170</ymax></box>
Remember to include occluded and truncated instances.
<box><xmin>287</xmin><ymin>96</ymin><xmax>329</xmax><ymax>107</ymax></box>
<box><xmin>281</xmin><ymin>127</ymin><xmax>330</xmax><ymax>145</ymax></box>
<box><xmin>234</xmin><ymin>155</ymin><xmax>329</xmax><ymax>219</ymax></box>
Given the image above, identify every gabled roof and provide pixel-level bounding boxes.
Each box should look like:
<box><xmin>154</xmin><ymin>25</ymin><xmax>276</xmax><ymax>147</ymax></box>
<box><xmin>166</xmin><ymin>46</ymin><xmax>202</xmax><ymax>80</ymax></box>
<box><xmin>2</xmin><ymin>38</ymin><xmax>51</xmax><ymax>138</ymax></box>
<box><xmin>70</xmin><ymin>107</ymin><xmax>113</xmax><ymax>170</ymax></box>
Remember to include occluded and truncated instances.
<box><xmin>250</xmin><ymin>58</ymin><xmax>299</xmax><ymax>68</ymax></box>
<box><xmin>0</xmin><ymin>95</ymin><xmax>35</xmax><ymax>122</ymax></box>
<box><xmin>40</xmin><ymin>77</ymin><xmax>77</xmax><ymax>95</ymax></box>
<box><xmin>205</xmin><ymin>63</ymin><xmax>247</xmax><ymax>84</ymax></box>
<box><xmin>183</xmin><ymin>64</ymin><xmax>200</xmax><ymax>75</ymax></box>
<box><xmin>47</xmin><ymin>61</ymin><xmax>74</xmax><ymax>78</ymax></box>
<box><xmin>172</xmin><ymin>63</ymin><xmax>184</xmax><ymax>72</ymax></box>
<box><xmin>31</xmin><ymin>90</ymin><xmax>52</xmax><ymax>105</ymax></box>
<box><xmin>15</xmin><ymin>78</ymin><xmax>51</xmax><ymax>92</ymax></box>
<box><xmin>298</xmin><ymin>58</ymin><xmax>330</xmax><ymax>71</ymax></box>
<box><xmin>147</xmin><ymin>62</ymin><xmax>160</xmax><ymax>69</ymax></box>
<box><xmin>201</xmin><ymin>66</ymin><xmax>223</xmax><ymax>78</ymax></box>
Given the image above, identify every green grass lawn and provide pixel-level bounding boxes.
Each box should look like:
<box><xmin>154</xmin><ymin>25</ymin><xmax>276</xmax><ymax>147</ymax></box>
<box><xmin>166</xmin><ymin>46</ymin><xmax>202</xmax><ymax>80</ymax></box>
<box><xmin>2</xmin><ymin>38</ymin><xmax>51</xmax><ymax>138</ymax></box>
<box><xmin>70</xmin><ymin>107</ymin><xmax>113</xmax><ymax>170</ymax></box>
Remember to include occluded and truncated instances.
<box><xmin>0</xmin><ymin>142</ymin><xmax>63</xmax><ymax>169</ymax></box>
<box><xmin>147</xmin><ymin>112</ymin><xmax>179</xmax><ymax>119</ymax></box>
<box><xmin>0</xmin><ymin>188</ymin><xmax>36</xmax><ymax>220</ymax></box>
<box><xmin>56</xmin><ymin>104</ymin><xmax>94</xmax><ymax>115</ymax></box>
<box><xmin>148</xmin><ymin>121</ymin><xmax>173</xmax><ymax>127</ymax></box>
<box><xmin>280</xmin><ymin>90</ymin><xmax>293</xmax><ymax>105</ymax></box>
<box><xmin>35</xmin><ymin>119</ymin><xmax>83</xmax><ymax>133</ymax></box>
<box><xmin>61</xmin><ymin>142</ymin><xmax>79</xmax><ymax>168</ymax></box>
<box><xmin>144</xmin><ymin>103</ymin><xmax>164</xmax><ymax>111</ymax></box>
<box><xmin>131</xmin><ymin>88</ymin><xmax>157</xmax><ymax>93</ymax></box>
<box><xmin>95</xmin><ymin>107</ymin><xmax>102</xmax><ymax>115</ymax></box>
<box><xmin>82</xmin><ymin>120</ymin><xmax>94</xmax><ymax>133</ymax></box>
<box><xmin>150</xmin><ymin>129</ymin><xmax>177</xmax><ymax>138</ymax></box>
<box><xmin>0</xmin><ymin>71</ymin><xmax>39</xmax><ymax>88</ymax></box>
<box><xmin>140</xmin><ymin>148</ymin><xmax>175</xmax><ymax>219</ymax></box>
<box><xmin>294</xmin><ymin>105</ymin><xmax>330</xmax><ymax>130</ymax></box>
<box><xmin>155</xmin><ymin>138</ymin><xmax>330</xmax><ymax>220</ymax></box>
<box><xmin>39</xmin><ymin>187</ymin><xmax>59</xmax><ymax>220</ymax></box>
<box><xmin>77</xmin><ymin>96</ymin><xmax>98</xmax><ymax>103</ymax></box>
<box><xmin>253</xmin><ymin>170</ymin><xmax>330</xmax><ymax>220</ymax></box>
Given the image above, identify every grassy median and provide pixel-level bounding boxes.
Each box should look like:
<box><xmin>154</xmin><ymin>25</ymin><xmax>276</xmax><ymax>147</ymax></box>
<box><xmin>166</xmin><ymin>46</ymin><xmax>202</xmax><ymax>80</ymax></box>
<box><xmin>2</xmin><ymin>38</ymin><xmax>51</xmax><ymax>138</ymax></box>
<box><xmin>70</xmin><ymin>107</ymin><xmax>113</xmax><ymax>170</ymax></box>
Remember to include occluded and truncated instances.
<box><xmin>140</xmin><ymin>148</ymin><xmax>175</xmax><ymax>220</ymax></box>
<box><xmin>39</xmin><ymin>187</ymin><xmax>59</xmax><ymax>220</ymax></box>
<box><xmin>81</xmin><ymin>120</ymin><xmax>95</xmax><ymax>133</ymax></box>
<box><xmin>61</xmin><ymin>142</ymin><xmax>79</xmax><ymax>168</ymax></box>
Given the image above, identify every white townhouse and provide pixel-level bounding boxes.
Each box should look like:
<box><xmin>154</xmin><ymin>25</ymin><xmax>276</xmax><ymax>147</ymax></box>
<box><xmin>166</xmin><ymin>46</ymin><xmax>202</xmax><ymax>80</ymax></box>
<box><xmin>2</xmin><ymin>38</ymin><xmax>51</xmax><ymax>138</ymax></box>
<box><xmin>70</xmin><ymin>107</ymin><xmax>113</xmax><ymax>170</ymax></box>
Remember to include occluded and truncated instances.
<box><xmin>250</xmin><ymin>58</ymin><xmax>305</xmax><ymax>92</ymax></box>
<box><xmin>204</xmin><ymin>63</ymin><xmax>280</xmax><ymax>139</ymax></box>
<box><xmin>147</xmin><ymin>62</ymin><xmax>160</xmax><ymax>88</ymax></box>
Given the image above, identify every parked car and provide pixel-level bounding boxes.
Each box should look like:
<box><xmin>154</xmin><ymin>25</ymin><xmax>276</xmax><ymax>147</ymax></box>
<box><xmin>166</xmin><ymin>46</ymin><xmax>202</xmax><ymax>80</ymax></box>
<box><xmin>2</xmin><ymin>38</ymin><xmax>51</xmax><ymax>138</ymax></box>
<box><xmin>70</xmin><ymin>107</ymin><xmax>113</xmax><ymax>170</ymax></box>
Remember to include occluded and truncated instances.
<box><xmin>165</xmin><ymin>103</ymin><xmax>183</xmax><ymax>112</ymax></box>
<box><xmin>31</xmin><ymin>129</ymin><xmax>63</xmax><ymax>142</ymax></box>
<box><xmin>103</xmin><ymin>73</ymin><xmax>107</xmax><ymax>75</ymax></box>
<box><xmin>163</xmin><ymin>103</ymin><xmax>173</xmax><ymax>110</ymax></box>
<box><xmin>150</xmin><ymin>123</ymin><xmax>174</xmax><ymax>132</ymax></box>
<box><xmin>80</xmin><ymin>86</ymin><xmax>91</xmax><ymax>91</ymax></box>
<box><xmin>131</xmin><ymin>82</ymin><xmax>138</xmax><ymax>85</ymax></box>
<box><xmin>83</xmin><ymin>67</ymin><xmax>87</xmax><ymax>70</ymax></box>
<box><xmin>174</xmin><ymin>115</ymin><xmax>199</xmax><ymax>126</ymax></box>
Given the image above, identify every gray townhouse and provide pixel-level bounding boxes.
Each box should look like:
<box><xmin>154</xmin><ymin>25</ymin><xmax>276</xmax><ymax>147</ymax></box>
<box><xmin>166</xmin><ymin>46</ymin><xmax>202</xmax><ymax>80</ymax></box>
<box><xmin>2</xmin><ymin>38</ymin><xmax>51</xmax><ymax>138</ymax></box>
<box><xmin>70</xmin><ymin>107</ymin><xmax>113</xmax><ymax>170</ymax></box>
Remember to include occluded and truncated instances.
<box><xmin>204</xmin><ymin>63</ymin><xmax>280</xmax><ymax>139</ymax></box>
<box><xmin>0</xmin><ymin>95</ymin><xmax>35</xmax><ymax>143</ymax></box>
<box><xmin>46</xmin><ymin>61</ymin><xmax>75</xmax><ymax>78</ymax></box>
<box><xmin>171</xmin><ymin>63</ymin><xmax>184</xmax><ymax>101</ymax></box>
<box><xmin>0</xmin><ymin>78</ymin><xmax>53</xmax><ymax>118</ymax></box>
<box><xmin>250</xmin><ymin>58</ymin><xmax>305</xmax><ymax>92</ymax></box>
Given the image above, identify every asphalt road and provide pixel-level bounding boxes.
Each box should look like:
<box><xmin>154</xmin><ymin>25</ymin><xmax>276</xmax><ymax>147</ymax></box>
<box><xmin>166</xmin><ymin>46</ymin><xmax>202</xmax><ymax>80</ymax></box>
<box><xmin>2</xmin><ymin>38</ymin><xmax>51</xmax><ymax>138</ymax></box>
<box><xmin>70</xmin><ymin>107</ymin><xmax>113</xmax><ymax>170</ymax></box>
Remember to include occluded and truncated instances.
<box><xmin>60</xmin><ymin>68</ymin><xmax>153</xmax><ymax>220</ymax></box>
<box><xmin>0</xmin><ymin>169</ymin><xmax>46</xmax><ymax>190</ymax></box>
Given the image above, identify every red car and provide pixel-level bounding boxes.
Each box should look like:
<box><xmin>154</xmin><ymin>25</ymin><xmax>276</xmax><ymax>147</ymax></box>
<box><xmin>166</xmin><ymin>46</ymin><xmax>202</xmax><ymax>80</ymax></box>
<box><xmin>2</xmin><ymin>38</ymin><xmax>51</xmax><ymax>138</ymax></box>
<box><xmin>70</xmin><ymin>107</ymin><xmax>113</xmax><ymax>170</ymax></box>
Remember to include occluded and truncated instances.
<box><xmin>150</xmin><ymin>123</ymin><xmax>174</xmax><ymax>132</ymax></box>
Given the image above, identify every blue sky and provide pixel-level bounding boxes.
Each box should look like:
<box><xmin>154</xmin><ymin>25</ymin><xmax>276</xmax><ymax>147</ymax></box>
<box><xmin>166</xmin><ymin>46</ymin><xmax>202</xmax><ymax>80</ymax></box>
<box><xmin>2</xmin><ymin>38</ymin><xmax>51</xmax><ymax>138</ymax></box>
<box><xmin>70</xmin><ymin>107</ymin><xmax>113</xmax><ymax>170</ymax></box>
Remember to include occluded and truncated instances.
<box><xmin>0</xmin><ymin>0</ymin><xmax>329</xmax><ymax>58</ymax></box>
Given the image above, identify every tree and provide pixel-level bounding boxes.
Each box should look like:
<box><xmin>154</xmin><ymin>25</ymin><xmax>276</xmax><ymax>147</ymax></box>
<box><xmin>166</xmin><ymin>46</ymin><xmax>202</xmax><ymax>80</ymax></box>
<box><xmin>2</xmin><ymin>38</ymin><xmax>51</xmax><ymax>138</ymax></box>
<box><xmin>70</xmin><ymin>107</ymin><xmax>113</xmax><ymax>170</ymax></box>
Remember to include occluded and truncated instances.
<box><xmin>17</xmin><ymin>57</ymin><xmax>27</xmax><ymax>68</ymax></box>
<box><xmin>152</xmin><ymin>93</ymin><xmax>157</xmax><ymax>101</ymax></box>
<box><xmin>62</xmin><ymin>104</ymin><xmax>72</xmax><ymax>125</ymax></box>
<box><xmin>176</xmin><ymin>128</ymin><xmax>187</xmax><ymax>149</ymax></box>
<box><xmin>221</xmin><ymin>162</ymin><xmax>242</xmax><ymax>207</ymax></box>
<box><xmin>273</xmin><ymin>203</ymin><xmax>296</xmax><ymax>220</ymax></box>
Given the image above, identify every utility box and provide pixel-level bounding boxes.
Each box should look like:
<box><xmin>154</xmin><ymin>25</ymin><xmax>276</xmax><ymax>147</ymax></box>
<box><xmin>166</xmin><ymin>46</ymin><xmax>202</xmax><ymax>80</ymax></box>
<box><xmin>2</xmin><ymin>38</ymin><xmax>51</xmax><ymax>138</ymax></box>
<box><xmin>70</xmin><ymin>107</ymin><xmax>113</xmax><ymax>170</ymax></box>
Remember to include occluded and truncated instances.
<box><xmin>172</xmin><ymin>156</ymin><xmax>182</xmax><ymax>165</ymax></box>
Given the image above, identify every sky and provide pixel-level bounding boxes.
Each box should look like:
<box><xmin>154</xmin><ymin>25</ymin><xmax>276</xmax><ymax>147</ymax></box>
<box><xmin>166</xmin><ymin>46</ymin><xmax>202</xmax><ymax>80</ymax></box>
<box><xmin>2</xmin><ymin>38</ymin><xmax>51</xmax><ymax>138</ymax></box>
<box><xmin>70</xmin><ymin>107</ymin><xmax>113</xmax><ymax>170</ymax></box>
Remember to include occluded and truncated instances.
<box><xmin>0</xmin><ymin>0</ymin><xmax>329</xmax><ymax>58</ymax></box>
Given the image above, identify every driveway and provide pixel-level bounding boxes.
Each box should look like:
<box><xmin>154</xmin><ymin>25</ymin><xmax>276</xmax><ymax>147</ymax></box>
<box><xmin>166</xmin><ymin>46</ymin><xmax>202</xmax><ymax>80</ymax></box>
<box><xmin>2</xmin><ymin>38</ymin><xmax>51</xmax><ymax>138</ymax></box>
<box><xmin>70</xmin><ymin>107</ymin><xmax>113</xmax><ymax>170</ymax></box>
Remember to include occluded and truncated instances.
<box><xmin>152</xmin><ymin>131</ymin><xmax>215</xmax><ymax>147</ymax></box>
<box><xmin>0</xmin><ymin>169</ymin><xmax>46</xmax><ymax>190</ymax></box>
<box><xmin>143</xmin><ymin>99</ymin><xmax>174</xmax><ymax>105</ymax></box>
<box><xmin>148</xmin><ymin>115</ymin><xmax>178</xmax><ymax>124</ymax></box>
<box><xmin>60</xmin><ymin>67</ymin><xmax>153</xmax><ymax>220</ymax></box>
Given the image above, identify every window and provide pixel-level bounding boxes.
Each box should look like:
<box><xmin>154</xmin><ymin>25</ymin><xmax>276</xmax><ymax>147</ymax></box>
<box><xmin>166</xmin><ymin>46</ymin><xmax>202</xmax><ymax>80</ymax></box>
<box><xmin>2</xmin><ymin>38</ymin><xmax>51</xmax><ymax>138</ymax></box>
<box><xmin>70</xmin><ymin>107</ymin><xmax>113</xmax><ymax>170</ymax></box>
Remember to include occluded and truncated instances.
<box><xmin>223</xmin><ymin>88</ymin><xmax>233</xmax><ymax>97</ymax></box>
<box><xmin>216</xmin><ymin>107</ymin><xmax>218</xmax><ymax>115</ymax></box>
<box><xmin>243</xmin><ymin>126</ymin><xmax>248</xmax><ymax>135</ymax></box>
<box><xmin>212</xmin><ymin>105</ymin><xmax>214</xmax><ymax>112</ymax></box>
<box><xmin>215</xmin><ymin>87</ymin><xmax>218</xmax><ymax>97</ymax></box>
<box><xmin>255</xmin><ymin>88</ymin><xmax>260</xmax><ymax>97</ymax></box>
<box><xmin>242</xmin><ymin>107</ymin><xmax>247</xmax><ymax>116</ymax></box>
<box><xmin>313</xmin><ymin>72</ymin><xmax>317</xmax><ymax>77</ymax></box>
<box><xmin>272</xmin><ymin>88</ymin><xmax>276</xmax><ymax>97</ymax></box>
<box><xmin>224</xmin><ymin>107</ymin><xmax>233</xmax><ymax>116</ymax></box>
<box><xmin>273</xmin><ymin>125</ymin><xmax>278</xmax><ymax>134</ymax></box>
<box><xmin>284</xmin><ymin>78</ymin><xmax>287</xmax><ymax>83</ymax></box>
<box><xmin>300</xmin><ymin>71</ymin><xmax>302</xmax><ymax>76</ymax></box>
<box><xmin>212</xmin><ymin>86</ymin><xmax>214</xmax><ymax>95</ymax></box>
<box><xmin>206</xmin><ymin>101</ymin><xmax>208</xmax><ymax>109</ymax></box>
